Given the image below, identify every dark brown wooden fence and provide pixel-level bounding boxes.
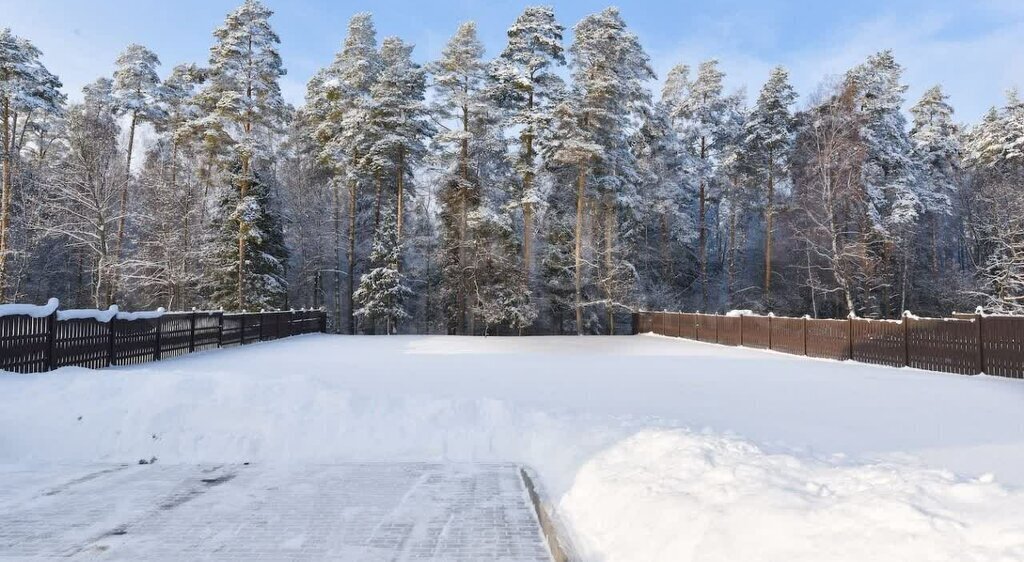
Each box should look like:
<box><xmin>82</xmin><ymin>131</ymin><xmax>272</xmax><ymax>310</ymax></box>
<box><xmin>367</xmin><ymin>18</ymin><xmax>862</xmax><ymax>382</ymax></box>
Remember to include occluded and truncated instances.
<box><xmin>0</xmin><ymin>309</ymin><xmax>327</xmax><ymax>374</ymax></box>
<box><xmin>635</xmin><ymin>311</ymin><xmax>1024</xmax><ymax>379</ymax></box>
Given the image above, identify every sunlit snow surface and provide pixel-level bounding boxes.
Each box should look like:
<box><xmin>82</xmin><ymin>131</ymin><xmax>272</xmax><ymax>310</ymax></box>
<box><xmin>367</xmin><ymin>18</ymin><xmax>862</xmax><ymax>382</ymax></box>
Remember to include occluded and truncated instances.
<box><xmin>2</xmin><ymin>334</ymin><xmax>1023</xmax><ymax>561</ymax></box>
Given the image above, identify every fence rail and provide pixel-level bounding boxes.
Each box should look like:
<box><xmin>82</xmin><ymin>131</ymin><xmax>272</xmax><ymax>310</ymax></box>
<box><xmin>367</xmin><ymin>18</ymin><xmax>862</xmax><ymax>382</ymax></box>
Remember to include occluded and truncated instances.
<box><xmin>0</xmin><ymin>309</ymin><xmax>327</xmax><ymax>374</ymax></box>
<box><xmin>635</xmin><ymin>311</ymin><xmax>1024</xmax><ymax>379</ymax></box>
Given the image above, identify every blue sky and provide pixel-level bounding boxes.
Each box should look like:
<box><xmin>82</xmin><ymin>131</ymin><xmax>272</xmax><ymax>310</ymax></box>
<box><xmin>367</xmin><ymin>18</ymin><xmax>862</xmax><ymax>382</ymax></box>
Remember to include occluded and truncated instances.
<box><xmin>1</xmin><ymin>0</ymin><xmax>1021</xmax><ymax>122</ymax></box>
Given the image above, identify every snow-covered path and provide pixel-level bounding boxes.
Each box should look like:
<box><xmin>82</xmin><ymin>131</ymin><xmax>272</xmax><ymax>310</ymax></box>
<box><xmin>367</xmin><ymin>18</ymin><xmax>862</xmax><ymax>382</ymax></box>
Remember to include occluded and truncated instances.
<box><xmin>2</xmin><ymin>334</ymin><xmax>1023</xmax><ymax>561</ymax></box>
<box><xmin>0</xmin><ymin>463</ymin><xmax>551</xmax><ymax>561</ymax></box>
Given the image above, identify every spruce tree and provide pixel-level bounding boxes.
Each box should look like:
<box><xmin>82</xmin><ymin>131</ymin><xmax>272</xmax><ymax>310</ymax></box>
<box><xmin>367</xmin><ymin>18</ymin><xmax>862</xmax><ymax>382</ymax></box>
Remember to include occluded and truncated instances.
<box><xmin>209</xmin><ymin>166</ymin><xmax>288</xmax><ymax>310</ymax></box>
<box><xmin>354</xmin><ymin>211</ymin><xmax>411</xmax><ymax>334</ymax></box>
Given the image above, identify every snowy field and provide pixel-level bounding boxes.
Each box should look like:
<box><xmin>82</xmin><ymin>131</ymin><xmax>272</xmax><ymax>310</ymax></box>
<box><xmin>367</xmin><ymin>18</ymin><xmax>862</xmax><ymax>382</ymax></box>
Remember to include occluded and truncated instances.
<box><xmin>2</xmin><ymin>334</ymin><xmax>1023</xmax><ymax>561</ymax></box>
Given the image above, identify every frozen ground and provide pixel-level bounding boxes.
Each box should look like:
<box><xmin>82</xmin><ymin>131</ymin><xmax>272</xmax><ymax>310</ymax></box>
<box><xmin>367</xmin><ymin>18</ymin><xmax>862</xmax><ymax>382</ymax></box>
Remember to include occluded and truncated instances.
<box><xmin>0</xmin><ymin>462</ymin><xmax>550</xmax><ymax>561</ymax></box>
<box><xmin>2</xmin><ymin>334</ymin><xmax>1023</xmax><ymax>561</ymax></box>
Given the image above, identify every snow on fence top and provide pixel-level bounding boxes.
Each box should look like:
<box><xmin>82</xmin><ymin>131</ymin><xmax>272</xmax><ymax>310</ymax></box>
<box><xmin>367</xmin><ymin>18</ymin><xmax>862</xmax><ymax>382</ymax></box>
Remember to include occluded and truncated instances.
<box><xmin>0</xmin><ymin>298</ymin><xmax>59</xmax><ymax>318</ymax></box>
<box><xmin>57</xmin><ymin>305</ymin><xmax>121</xmax><ymax>322</ymax></box>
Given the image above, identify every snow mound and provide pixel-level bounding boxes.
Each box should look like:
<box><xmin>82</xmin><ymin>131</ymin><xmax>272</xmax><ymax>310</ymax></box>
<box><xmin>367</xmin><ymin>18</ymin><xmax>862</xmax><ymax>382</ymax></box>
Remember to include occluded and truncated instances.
<box><xmin>58</xmin><ymin>305</ymin><xmax>119</xmax><ymax>322</ymax></box>
<box><xmin>562</xmin><ymin>429</ymin><xmax>1024</xmax><ymax>562</ymax></box>
<box><xmin>0</xmin><ymin>297</ymin><xmax>59</xmax><ymax>318</ymax></box>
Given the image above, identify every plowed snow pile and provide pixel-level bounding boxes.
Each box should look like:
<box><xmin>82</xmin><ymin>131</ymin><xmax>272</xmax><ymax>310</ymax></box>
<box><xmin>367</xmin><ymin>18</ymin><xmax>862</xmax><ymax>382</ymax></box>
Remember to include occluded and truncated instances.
<box><xmin>2</xmin><ymin>334</ymin><xmax>1023</xmax><ymax>561</ymax></box>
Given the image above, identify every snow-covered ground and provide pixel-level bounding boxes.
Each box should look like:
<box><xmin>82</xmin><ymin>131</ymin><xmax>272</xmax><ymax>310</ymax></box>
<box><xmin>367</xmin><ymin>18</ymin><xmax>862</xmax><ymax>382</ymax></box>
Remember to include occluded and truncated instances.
<box><xmin>2</xmin><ymin>334</ymin><xmax>1023</xmax><ymax>561</ymax></box>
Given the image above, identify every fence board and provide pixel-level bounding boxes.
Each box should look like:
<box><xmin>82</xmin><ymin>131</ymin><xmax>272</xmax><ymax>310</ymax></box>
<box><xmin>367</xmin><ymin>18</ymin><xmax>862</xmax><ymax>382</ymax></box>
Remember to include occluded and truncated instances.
<box><xmin>696</xmin><ymin>314</ymin><xmax>718</xmax><ymax>343</ymax></box>
<box><xmin>679</xmin><ymin>313</ymin><xmax>698</xmax><ymax>339</ymax></box>
<box><xmin>851</xmin><ymin>319</ymin><xmax>905</xmax><ymax>368</ymax></box>
<box><xmin>906</xmin><ymin>317</ymin><xmax>979</xmax><ymax>375</ymax></box>
<box><xmin>718</xmin><ymin>316</ymin><xmax>742</xmax><ymax>346</ymax></box>
<box><xmin>770</xmin><ymin>317</ymin><xmax>806</xmax><ymax>355</ymax></box>
<box><xmin>113</xmin><ymin>317</ymin><xmax>160</xmax><ymax>366</ymax></box>
<box><xmin>741</xmin><ymin>316</ymin><xmax>770</xmax><ymax>349</ymax></box>
<box><xmin>806</xmin><ymin>319</ymin><xmax>851</xmax><ymax>361</ymax></box>
<box><xmin>981</xmin><ymin>316</ymin><xmax>1024</xmax><ymax>378</ymax></box>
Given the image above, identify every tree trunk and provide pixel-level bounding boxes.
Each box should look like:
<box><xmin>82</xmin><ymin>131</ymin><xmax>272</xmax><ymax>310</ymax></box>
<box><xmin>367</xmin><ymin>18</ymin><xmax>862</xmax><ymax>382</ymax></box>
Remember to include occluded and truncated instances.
<box><xmin>0</xmin><ymin>97</ymin><xmax>13</xmax><ymax>298</ymax></box>
<box><xmin>604</xmin><ymin>200</ymin><xmax>614</xmax><ymax>335</ymax></box>
<box><xmin>699</xmin><ymin>136</ymin><xmax>708</xmax><ymax>310</ymax></box>
<box><xmin>113</xmin><ymin>111</ymin><xmax>138</xmax><ymax>303</ymax></box>
<box><xmin>238</xmin><ymin>153</ymin><xmax>249</xmax><ymax>311</ymax></box>
<box><xmin>522</xmin><ymin>88</ymin><xmax>536</xmax><ymax>287</ymax></box>
<box><xmin>574</xmin><ymin>163</ymin><xmax>586</xmax><ymax>336</ymax></box>
<box><xmin>347</xmin><ymin>178</ymin><xmax>357</xmax><ymax>334</ymax></box>
<box><xmin>764</xmin><ymin>163</ymin><xmax>774</xmax><ymax>310</ymax></box>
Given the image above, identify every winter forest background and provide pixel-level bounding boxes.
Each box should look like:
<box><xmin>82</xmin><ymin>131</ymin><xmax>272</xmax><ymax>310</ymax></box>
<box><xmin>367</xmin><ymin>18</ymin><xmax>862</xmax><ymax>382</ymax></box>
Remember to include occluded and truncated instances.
<box><xmin>1</xmin><ymin>2</ymin><xmax>1023</xmax><ymax>334</ymax></box>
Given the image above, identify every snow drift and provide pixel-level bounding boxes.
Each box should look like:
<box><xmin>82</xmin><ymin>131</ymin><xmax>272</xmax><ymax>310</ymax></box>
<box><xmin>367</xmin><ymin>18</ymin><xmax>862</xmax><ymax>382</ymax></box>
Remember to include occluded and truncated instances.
<box><xmin>2</xmin><ymin>334</ymin><xmax>1022</xmax><ymax>561</ymax></box>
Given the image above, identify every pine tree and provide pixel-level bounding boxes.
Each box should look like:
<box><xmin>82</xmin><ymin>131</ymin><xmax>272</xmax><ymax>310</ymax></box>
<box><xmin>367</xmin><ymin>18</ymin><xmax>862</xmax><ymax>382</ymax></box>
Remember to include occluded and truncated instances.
<box><xmin>111</xmin><ymin>43</ymin><xmax>164</xmax><ymax>290</ymax></box>
<box><xmin>0</xmin><ymin>28</ymin><xmax>64</xmax><ymax>296</ymax></box>
<box><xmin>354</xmin><ymin>211</ymin><xmax>411</xmax><ymax>334</ymax></box>
<box><xmin>551</xmin><ymin>8</ymin><xmax>654</xmax><ymax>334</ymax></box>
<box><xmin>910</xmin><ymin>85</ymin><xmax>959</xmax><ymax>274</ymax></box>
<box><xmin>306</xmin><ymin>12</ymin><xmax>382</xmax><ymax>334</ymax></box>
<box><xmin>198</xmin><ymin>0</ymin><xmax>286</xmax><ymax>310</ymax></box>
<box><xmin>744</xmin><ymin>66</ymin><xmax>797</xmax><ymax>308</ymax></box>
<box><xmin>492</xmin><ymin>7</ymin><xmax>565</xmax><ymax>284</ymax></box>
<box><xmin>429</xmin><ymin>22</ymin><xmax>492</xmax><ymax>334</ymax></box>
<box><xmin>209</xmin><ymin>166</ymin><xmax>288</xmax><ymax>310</ymax></box>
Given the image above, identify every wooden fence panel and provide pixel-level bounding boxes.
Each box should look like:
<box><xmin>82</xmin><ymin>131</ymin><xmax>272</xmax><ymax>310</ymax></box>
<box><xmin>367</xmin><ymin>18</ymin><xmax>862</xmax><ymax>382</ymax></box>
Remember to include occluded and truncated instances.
<box><xmin>639</xmin><ymin>313</ymin><xmax>653</xmax><ymax>334</ymax></box>
<box><xmin>112</xmin><ymin>318</ymin><xmax>160</xmax><ymax>366</ymax></box>
<box><xmin>0</xmin><ymin>314</ymin><xmax>51</xmax><ymax>373</ymax></box>
<box><xmin>851</xmin><ymin>319</ymin><xmax>905</xmax><ymax>368</ymax></box>
<box><xmin>806</xmin><ymin>319</ymin><xmax>851</xmax><ymax>360</ymax></box>
<box><xmin>718</xmin><ymin>316</ymin><xmax>742</xmax><ymax>346</ymax></box>
<box><xmin>770</xmin><ymin>317</ymin><xmax>806</xmax><ymax>356</ymax></box>
<box><xmin>981</xmin><ymin>316</ymin><xmax>1024</xmax><ymax>378</ymax></box>
<box><xmin>906</xmin><ymin>317</ymin><xmax>980</xmax><ymax>375</ymax></box>
<box><xmin>666</xmin><ymin>313</ymin><xmax>680</xmax><ymax>337</ymax></box>
<box><xmin>696</xmin><ymin>314</ymin><xmax>718</xmax><ymax>343</ymax></box>
<box><xmin>741</xmin><ymin>316</ymin><xmax>770</xmax><ymax>349</ymax></box>
<box><xmin>679</xmin><ymin>313</ymin><xmax>698</xmax><ymax>339</ymax></box>
<box><xmin>159</xmin><ymin>314</ymin><xmax>193</xmax><ymax>359</ymax></box>
<box><xmin>53</xmin><ymin>319</ymin><xmax>110</xmax><ymax>369</ymax></box>
<box><xmin>220</xmin><ymin>315</ymin><xmax>243</xmax><ymax>346</ymax></box>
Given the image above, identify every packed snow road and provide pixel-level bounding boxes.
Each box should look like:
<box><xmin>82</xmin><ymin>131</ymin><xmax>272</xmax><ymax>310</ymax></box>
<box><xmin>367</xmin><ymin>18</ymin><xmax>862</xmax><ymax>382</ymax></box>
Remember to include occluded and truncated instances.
<box><xmin>2</xmin><ymin>334</ymin><xmax>1023</xmax><ymax>561</ymax></box>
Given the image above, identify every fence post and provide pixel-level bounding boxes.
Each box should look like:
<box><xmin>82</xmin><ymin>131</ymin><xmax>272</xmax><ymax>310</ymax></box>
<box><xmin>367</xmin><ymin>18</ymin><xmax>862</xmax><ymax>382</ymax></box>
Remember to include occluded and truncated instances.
<box><xmin>189</xmin><ymin>310</ymin><xmax>197</xmax><ymax>353</ymax></box>
<box><xmin>45</xmin><ymin>311</ymin><xmax>57</xmax><ymax>372</ymax></box>
<box><xmin>258</xmin><ymin>311</ymin><xmax>265</xmax><ymax>342</ymax></box>
<box><xmin>803</xmin><ymin>316</ymin><xmax>808</xmax><ymax>356</ymax></box>
<box><xmin>240</xmin><ymin>313</ymin><xmax>247</xmax><ymax>345</ymax></box>
<box><xmin>739</xmin><ymin>314</ymin><xmax>744</xmax><ymax>347</ymax></box>
<box><xmin>902</xmin><ymin>313</ymin><xmax>910</xmax><ymax>368</ymax></box>
<box><xmin>767</xmin><ymin>314</ymin><xmax>773</xmax><ymax>350</ymax></box>
<box><xmin>714</xmin><ymin>314</ymin><xmax>720</xmax><ymax>343</ymax></box>
<box><xmin>976</xmin><ymin>313</ymin><xmax>985</xmax><ymax>375</ymax></box>
<box><xmin>154</xmin><ymin>317</ymin><xmax>162</xmax><ymax>361</ymax></box>
<box><xmin>107</xmin><ymin>316</ymin><xmax>117</xmax><ymax>367</ymax></box>
<box><xmin>217</xmin><ymin>312</ymin><xmax>224</xmax><ymax>348</ymax></box>
<box><xmin>320</xmin><ymin>310</ymin><xmax>327</xmax><ymax>333</ymax></box>
<box><xmin>848</xmin><ymin>317</ymin><xmax>854</xmax><ymax>360</ymax></box>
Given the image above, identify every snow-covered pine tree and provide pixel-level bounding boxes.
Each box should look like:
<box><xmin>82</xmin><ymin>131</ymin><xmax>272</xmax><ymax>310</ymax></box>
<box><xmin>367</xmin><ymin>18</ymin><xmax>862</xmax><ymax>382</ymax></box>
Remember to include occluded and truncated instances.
<box><xmin>198</xmin><ymin>0</ymin><xmax>287</xmax><ymax>310</ymax></box>
<box><xmin>111</xmin><ymin>43</ymin><xmax>164</xmax><ymax>289</ymax></box>
<box><xmin>552</xmin><ymin>7</ymin><xmax>654</xmax><ymax>334</ymax></box>
<box><xmin>353</xmin><ymin>211</ymin><xmax>411</xmax><ymax>334</ymax></box>
<box><xmin>847</xmin><ymin>51</ymin><xmax>921</xmax><ymax>315</ymax></box>
<box><xmin>0</xmin><ymin>28</ymin><xmax>64</xmax><ymax>297</ymax></box>
<box><xmin>910</xmin><ymin>85</ymin><xmax>960</xmax><ymax>274</ymax></box>
<box><xmin>744</xmin><ymin>66</ymin><xmax>796</xmax><ymax>309</ymax></box>
<box><xmin>491</xmin><ymin>6</ymin><xmax>565</xmax><ymax>285</ymax></box>
<box><xmin>208</xmin><ymin>166</ymin><xmax>288</xmax><ymax>310</ymax></box>
<box><xmin>429</xmin><ymin>22</ymin><xmax>493</xmax><ymax>334</ymax></box>
<box><xmin>305</xmin><ymin>12</ymin><xmax>382</xmax><ymax>333</ymax></box>
<box><xmin>668</xmin><ymin>59</ymin><xmax>729</xmax><ymax>310</ymax></box>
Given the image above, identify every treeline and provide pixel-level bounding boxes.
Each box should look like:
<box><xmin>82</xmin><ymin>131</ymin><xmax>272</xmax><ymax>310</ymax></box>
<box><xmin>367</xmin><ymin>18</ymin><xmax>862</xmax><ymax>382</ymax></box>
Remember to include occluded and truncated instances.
<box><xmin>1</xmin><ymin>2</ymin><xmax>1022</xmax><ymax>334</ymax></box>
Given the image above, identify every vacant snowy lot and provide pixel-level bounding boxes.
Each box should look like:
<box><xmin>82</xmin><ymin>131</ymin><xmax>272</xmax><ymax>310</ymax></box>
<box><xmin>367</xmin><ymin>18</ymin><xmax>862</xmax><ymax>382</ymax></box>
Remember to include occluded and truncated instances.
<box><xmin>2</xmin><ymin>334</ymin><xmax>1023</xmax><ymax>561</ymax></box>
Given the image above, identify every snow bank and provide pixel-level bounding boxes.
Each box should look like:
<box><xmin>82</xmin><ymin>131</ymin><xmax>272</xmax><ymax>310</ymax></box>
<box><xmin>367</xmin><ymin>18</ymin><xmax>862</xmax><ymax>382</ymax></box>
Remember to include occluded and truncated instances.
<box><xmin>2</xmin><ymin>335</ymin><xmax>1023</xmax><ymax>561</ymax></box>
<box><xmin>57</xmin><ymin>305</ymin><xmax>119</xmax><ymax>322</ymax></box>
<box><xmin>115</xmin><ymin>307</ymin><xmax>166</xmax><ymax>321</ymax></box>
<box><xmin>725</xmin><ymin>309</ymin><xmax>753</xmax><ymax>317</ymax></box>
<box><xmin>562</xmin><ymin>430</ymin><xmax>1024</xmax><ymax>562</ymax></box>
<box><xmin>0</xmin><ymin>297</ymin><xmax>59</xmax><ymax>318</ymax></box>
